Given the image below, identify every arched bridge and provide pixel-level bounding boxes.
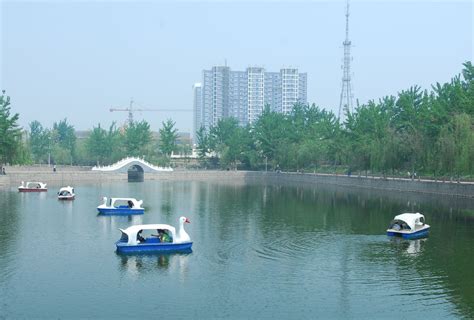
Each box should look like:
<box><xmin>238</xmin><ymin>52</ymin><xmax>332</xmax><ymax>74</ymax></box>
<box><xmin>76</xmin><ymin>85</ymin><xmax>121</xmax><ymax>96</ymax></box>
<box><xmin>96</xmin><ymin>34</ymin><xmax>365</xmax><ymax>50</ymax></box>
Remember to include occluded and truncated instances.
<box><xmin>91</xmin><ymin>157</ymin><xmax>173</xmax><ymax>173</ymax></box>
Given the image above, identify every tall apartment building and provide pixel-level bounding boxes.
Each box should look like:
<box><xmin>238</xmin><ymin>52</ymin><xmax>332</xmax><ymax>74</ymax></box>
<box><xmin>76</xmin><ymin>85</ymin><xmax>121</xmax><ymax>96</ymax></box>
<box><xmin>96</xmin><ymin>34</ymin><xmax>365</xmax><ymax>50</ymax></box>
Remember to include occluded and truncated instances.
<box><xmin>195</xmin><ymin>66</ymin><xmax>307</xmax><ymax>137</ymax></box>
<box><xmin>229</xmin><ymin>71</ymin><xmax>248</xmax><ymax>125</ymax></box>
<box><xmin>192</xmin><ymin>83</ymin><xmax>202</xmax><ymax>141</ymax></box>
<box><xmin>247</xmin><ymin>67</ymin><xmax>265</xmax><ymax>124</ymax></box>
<box><xmin>264</xmin><ymin>72</ymin><xmax>281</xmax><ymax>113</ymax></box>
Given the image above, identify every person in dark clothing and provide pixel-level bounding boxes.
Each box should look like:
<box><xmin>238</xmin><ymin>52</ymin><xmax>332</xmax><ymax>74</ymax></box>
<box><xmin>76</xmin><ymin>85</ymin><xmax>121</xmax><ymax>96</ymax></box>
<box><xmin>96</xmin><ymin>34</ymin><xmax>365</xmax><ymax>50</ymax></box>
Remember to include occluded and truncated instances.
<box><xmin>137</xmin><ymin>230</ymin><xmax>145</xmax><ymax>243</ymax></box>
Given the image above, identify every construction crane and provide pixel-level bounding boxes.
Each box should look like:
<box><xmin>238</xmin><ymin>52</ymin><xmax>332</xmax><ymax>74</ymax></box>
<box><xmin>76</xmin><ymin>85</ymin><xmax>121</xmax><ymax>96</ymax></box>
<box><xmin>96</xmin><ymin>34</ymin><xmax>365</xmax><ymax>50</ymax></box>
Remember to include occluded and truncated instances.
<box><xmin>110</xmin><ymin>99</ymin><xmax>192</xmax><ymax>125</ymax></box>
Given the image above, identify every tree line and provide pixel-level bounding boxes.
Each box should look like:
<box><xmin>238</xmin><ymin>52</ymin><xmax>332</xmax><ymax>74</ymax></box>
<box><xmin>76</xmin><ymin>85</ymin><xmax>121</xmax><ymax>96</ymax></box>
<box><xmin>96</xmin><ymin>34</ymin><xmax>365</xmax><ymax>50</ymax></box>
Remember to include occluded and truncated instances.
<box><xmin>0</xmin><ymin>62</ymin><xmax>473</xmax><ymax>177</ymax></box>
<box><xmin>0</xmin><ymin>103</ymin><xmax>183</xmax><ymax>167</ymax></box>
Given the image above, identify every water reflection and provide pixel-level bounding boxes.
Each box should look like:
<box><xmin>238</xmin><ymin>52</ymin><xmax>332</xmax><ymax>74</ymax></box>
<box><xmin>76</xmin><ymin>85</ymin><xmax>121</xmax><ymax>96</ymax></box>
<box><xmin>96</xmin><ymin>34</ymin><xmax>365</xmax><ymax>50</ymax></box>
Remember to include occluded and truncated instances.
<box><xmin>389</xmin><ymin>237</ymin><xmax>426</xmax><ymax>256</ymax></box>
<box><xmin>116</xmin><ymin>251</ymin><xmax>192</xmax><ymax>280</ymax></box>
<box><xmin>1</xmin><ymin>180</ymin><xmax>474</xmax><ymax>318</ymax></box>
<box><xmin>58</xmin><ymin>199</ymin><xmax>74</xmax><ymax>214</ymax></box>
<box><xmin>0</xmin><ymin>191</ymin><xmax>20</xmax><ymax>273</ymax></box>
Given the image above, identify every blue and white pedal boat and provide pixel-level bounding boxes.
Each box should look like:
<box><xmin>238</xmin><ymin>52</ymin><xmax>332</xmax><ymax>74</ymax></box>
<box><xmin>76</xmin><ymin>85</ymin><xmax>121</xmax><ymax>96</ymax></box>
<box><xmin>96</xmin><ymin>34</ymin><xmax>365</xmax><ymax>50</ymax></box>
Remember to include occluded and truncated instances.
<box><xmin>387</xmin><ymin>212</ymin><xmax>430</xmax><ymax>240</ymax></box>
<box><xmin>97</xmin><ymin>197</ymin><xmax>144</xmax><ymax>215</ymax></box>
<box><xmin>116</xmin><ymin>216</ymin><xmax>192</xmax><ymax>254</ymax></box>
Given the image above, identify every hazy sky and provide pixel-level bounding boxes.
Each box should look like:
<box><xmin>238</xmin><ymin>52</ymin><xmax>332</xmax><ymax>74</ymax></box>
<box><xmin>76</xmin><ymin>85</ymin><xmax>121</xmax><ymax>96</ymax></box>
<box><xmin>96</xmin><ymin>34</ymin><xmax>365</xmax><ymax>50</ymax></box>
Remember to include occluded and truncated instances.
<box><xmin>1</xmin><ymin>0</ymin><xmax>473</xmax><ymax>134</ymax></box>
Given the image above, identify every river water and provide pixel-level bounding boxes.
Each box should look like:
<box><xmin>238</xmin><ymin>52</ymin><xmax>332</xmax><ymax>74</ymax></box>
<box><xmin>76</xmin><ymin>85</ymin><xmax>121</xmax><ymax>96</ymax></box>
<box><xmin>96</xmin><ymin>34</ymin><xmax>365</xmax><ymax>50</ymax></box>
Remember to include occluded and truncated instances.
<box><xmin>0</xmin><ymin>180</ymin><xmax>473</xmax><ymax>319</ymax></box>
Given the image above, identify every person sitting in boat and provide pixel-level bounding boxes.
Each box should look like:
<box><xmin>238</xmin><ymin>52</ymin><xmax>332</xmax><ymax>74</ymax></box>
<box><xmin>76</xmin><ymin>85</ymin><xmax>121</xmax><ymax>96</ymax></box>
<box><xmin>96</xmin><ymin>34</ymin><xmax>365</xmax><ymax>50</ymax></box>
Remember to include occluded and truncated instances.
<box><xmin>162</xmin><ymin>230</ymin><xmax>172</xmax><ymax>243</ymax></box>
<box><xmin>137</xmin><ymin>230</ymin><xmax>145</xmax><ymax>243</ymax></box>
<box><xmin>128</xmin><ymin>200</ymin><xmax>134</xmax><ymax>208</ymax></box>
<box><xmin>154</xmin><ymin>229</ymin><xmax>171</xmax><ymax>243</ymax></box>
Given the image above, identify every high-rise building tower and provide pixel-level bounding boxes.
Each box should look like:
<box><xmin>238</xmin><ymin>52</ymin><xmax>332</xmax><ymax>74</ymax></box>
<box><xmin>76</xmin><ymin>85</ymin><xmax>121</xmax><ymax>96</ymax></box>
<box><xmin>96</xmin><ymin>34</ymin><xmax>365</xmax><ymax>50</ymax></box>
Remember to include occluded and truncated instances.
<box><xmin>202</xmin><ymin>66</ymin><xmax>230</xmax><ymax>129</ymax></box>
<box><xmin>192</xmin><ymin>83</ymin><xmax>202</xmax><ymax>143</ymax></box>
<box><xmin>338</xmin><ymin>0</ymin><xmax>354</xmax><ymax>122</ymax></box>
<box><xmin>281</xmin><ymin>68</ymin><xmax>300</xmax><ymax>114</ymax></box>
<box><xmin>199</xmin><ymin>66</ymin><xmax>307</xmax><ymax>128</ymax></box>
<box><xmin>229</xmin><ymin>71</ymin><xmax>248</xmax><ymax>125</ymax></box>
<box><xmin>247</xmin><ymin>67</ymin><xmax>265</xmax><ymax>124</ymax></box>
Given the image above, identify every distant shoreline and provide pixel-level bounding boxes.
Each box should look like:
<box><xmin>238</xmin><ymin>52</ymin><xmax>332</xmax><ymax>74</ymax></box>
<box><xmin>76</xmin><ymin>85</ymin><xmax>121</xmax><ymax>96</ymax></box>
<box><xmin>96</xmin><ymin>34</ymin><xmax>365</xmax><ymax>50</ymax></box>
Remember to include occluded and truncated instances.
<box><xmin>1</xmin><ymin>166</ymin><xmax>473</xmax><ymax>199</ymax></box>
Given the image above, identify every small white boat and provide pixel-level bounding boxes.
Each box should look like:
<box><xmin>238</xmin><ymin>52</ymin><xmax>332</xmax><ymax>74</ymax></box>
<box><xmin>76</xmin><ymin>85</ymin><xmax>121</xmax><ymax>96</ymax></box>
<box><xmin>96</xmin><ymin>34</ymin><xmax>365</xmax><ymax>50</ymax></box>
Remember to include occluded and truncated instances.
<box><xmin>57</xmin><ymin>186</ymin><xmax>75</xmax><ymax>200</ymax></box>
<box><xmin>97</xmin><ymin>197</ymin><xmax>144</xmax><ymax>215</ymax></box>
<box><xmin>116</xmin><ymin>217</ymin><xmax>192</xmax><ymax>253</ymax></box>
<box><xmin>387</xmin><ymin>212</ymin><xmax>430</xmax><ymax>239</ymax></box>
<box><xmin>18</xmin><ymin>181</ymin><xmax>47</xmax><ymax>192</ymax></box>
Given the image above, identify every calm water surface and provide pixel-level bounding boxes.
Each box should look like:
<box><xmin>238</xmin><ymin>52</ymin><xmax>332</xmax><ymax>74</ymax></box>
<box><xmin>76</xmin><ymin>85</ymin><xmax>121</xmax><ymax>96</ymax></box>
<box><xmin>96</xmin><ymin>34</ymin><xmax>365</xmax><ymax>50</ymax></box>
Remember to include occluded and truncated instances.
<box><xmin>0</xmin><ymin>180</ymin><xmax>473</xmax><ymax>319</ymax></box>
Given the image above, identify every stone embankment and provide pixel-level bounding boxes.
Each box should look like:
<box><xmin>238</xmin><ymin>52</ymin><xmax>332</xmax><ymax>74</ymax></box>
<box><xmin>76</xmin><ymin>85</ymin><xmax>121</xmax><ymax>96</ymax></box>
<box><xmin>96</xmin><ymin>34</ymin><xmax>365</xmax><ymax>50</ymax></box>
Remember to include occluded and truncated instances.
<box><xmin>254</xmin><ymin>172</ymin><xmax>474</xmax><ymax>199</ymax></box>
<box><xmin>0</xmin><ymin>166</ymin><xmax>473</xmax><ymax>198</ymax></box>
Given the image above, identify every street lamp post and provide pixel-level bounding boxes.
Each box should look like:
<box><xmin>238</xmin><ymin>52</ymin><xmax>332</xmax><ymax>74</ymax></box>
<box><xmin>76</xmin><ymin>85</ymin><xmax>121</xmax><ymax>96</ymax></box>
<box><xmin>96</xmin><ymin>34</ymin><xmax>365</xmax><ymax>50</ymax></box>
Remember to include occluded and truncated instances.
<box><xmin>48</xmin><ymin>137</ymin><xmax>51</xmax><ymax>167</ymax></box>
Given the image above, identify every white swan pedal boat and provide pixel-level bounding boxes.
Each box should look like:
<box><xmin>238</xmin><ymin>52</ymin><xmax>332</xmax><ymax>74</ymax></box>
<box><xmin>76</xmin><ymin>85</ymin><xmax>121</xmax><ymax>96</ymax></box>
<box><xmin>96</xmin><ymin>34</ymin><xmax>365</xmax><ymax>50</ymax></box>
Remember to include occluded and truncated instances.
<box><xmin>18</xmin><ymin>181</ymin><xmax>47</xmax><ymax>192</ymax></box>
<box><xmin>97</xmin><ymin>197</ymin><xmax>144</xmax><ymax>215</ymax></box>
<box><xmin>116</xmin><ymin>217</ymin><xmax>192</xmax><ymax>253</ymax></box>
<box><xmin>387</xmin><ymin>212</ymin><xmax>430</xmax><ymax>239</ymax></box>
<box><xmin>57</xmin><ymin>186</ymin><xmax>75</xmax><ymax>200</ymax></box>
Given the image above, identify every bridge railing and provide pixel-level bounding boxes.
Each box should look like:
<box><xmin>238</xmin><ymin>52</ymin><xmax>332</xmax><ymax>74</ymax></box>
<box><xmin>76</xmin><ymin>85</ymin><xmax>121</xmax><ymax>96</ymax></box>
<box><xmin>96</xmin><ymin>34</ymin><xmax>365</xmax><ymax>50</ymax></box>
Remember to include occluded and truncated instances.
<box><xmin>92</xmin><ymin>157</ymin><xmax>173</xmax><ymax>172</ymax></box>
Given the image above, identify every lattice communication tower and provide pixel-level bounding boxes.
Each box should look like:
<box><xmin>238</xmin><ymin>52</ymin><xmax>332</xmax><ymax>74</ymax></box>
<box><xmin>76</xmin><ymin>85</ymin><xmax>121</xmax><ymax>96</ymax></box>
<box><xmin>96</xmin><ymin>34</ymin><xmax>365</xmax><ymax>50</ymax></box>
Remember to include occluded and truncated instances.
<box><xmin>338</xmin><ymin>0</ymin><xmax>354</xmax><ymax>122</ymax></box>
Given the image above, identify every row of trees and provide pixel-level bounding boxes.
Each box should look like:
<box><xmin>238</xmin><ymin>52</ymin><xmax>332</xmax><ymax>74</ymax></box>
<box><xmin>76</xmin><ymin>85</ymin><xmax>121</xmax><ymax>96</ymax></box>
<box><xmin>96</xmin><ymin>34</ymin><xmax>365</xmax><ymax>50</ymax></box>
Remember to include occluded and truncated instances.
<box><xmin>1</xmin><ymin>62</ymin><xmax>473</xmax><ymax>176</ymax></box>
<box><xmin>83</xmin><ymin>119</ymin><xmax>181</xmax><ymax>166</ymax></box>
<box><xmin>0</xmin><ymin>95</ymin><xmax>183</xmax><ymax>167</ymax></box>
<box><xmin>196</xmin><ymin>62</ymin><xmax>474</xmax><ymax>176</ymax></box>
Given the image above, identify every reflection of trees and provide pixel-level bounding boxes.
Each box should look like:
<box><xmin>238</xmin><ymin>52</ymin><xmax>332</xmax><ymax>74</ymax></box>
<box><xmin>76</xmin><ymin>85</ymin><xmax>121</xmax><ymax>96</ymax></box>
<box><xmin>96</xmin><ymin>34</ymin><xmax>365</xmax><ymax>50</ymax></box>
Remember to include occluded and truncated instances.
<box><xmin>359</xmin><ymin>224</ymin><xmax>473</xmax><ymax>318</ymax></box>
<box><xmin>196</xmin><ymin>179</ymin><xmax>474</xmax><ymax>318</ymax></box>
<box><xmin>0</xmin><ymin>192</ymin><xmax>20</xmax><ymax>271</ymax></box>
<box><xmin>158</xmin><ymin>181</ymin><xmax>193</xmax><ymax>217</ymax></box>
<box><xmin>118</xmin><ymin>178</ymin><xmax>474</xmax><ymax>316</ymax></box>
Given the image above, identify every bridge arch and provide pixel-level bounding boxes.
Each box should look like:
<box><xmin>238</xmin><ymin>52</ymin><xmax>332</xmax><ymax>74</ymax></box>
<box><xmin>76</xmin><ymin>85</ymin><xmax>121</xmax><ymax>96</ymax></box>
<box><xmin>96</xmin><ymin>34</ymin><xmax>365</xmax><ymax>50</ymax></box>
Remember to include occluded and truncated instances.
<box><xmin>128</xmin><ymin>164</ymin><xmax>144</xmax><ymax>182</ymax></box>
<box><xmin>92</xmin><ymin>157</ymin><xmax>173</xmax><ymax>182</ymax></box>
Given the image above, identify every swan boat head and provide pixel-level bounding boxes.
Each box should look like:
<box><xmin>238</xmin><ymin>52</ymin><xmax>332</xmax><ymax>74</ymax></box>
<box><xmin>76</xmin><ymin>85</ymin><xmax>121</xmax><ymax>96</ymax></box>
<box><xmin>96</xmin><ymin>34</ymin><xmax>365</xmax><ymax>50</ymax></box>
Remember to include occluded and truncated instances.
<box><xmin>175</xmin><ymin>216</ymin><xmax>191</xmax><ymax>243</ymax></box>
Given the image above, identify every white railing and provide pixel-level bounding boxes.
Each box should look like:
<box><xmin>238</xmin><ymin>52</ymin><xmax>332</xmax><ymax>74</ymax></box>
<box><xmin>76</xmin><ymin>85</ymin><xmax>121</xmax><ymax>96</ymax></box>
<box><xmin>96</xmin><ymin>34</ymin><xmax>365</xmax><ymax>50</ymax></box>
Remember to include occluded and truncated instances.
<box><xmin>92</xmin><ymin>157</ymin><xmax>173</xmax><ymax>172</ymax></box>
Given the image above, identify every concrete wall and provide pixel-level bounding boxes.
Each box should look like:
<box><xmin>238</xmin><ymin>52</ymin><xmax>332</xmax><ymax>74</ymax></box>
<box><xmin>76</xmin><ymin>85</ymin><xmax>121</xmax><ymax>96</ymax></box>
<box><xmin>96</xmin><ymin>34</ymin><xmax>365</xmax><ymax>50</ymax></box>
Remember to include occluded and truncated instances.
<box><xmin>251</xmin><ymin>172</ymin><xmax>474</xmax><ymax>198</ymax></box>
<box><xmin>1</xmin><ymin>169</ymin><xmax>473</xmax><ymax>198</ymax></box>
<box><xmin>0</xmin><ymin>169</ymin><xmax>248</xmax><ymax>189</ymax></box>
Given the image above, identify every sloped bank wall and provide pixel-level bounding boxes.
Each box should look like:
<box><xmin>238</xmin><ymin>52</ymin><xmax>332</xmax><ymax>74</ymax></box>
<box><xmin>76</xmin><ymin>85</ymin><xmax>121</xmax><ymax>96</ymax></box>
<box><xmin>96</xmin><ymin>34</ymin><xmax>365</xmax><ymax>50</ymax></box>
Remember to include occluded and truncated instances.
<box><xmin>249</xmin><ymin>172</ymin><xmax>474</xmax><ymax>198</ymax></box>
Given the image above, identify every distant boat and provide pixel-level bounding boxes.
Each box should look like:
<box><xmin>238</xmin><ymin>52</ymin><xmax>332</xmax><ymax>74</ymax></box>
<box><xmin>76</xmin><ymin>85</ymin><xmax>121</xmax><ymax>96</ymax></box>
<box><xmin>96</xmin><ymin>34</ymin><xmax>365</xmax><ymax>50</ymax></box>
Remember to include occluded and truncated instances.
<box><xmin>116</xmin><ymin>216</ymin><xmax>192</xmax><ymax>254</ymax></box>
<box><xmin>97</xmin><ymin>197</ymin><xmax>144</xmax><ymax>215</ymax></box>
<box><xmin>386</xmin><ymin>212</ymin><xmax>430</xmax><ymax>239</ymax></box>
<box><xmin>57</xmin><ymin>186</ymin><xmax>75</xmax><ymax>200</ymax></box>
<box><xmin>18</xmin><ymin>181</ymin><xmax>47</xmax><ymax>192</ymax></box>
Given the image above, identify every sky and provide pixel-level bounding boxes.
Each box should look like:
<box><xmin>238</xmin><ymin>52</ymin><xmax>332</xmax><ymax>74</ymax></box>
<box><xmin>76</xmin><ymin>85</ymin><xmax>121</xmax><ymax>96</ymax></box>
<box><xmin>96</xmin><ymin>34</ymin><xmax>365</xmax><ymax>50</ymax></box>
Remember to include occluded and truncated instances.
<box><xmin>1</xmin><ymin>0</ymin><xmax>473</xmax><ymax>134</ymax></box>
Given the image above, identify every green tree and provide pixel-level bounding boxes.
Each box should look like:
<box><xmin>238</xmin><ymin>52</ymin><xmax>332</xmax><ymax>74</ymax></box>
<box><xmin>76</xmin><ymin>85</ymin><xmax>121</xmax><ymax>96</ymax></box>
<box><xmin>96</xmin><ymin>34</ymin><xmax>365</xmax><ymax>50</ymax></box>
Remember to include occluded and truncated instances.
<box><xmin>124</xmin><ymin>120</ymin><xmax>151</xmax><ymax>157</ymax></box>
<box><xmin>158</xmin><ymin>119</ymin><xmax>178</xmax><ymax>157</ymax></box>
<box><xmin>0</xmin><ymin>91</ymin><xmax>22</xmax><ymax>166</ymax></box>
<box><xmin>436</xmin><ymin>113</ymin><xmax>474</xmax><ymax>175</ymax></box>
<box><xmin>51</xmin><ymin>118</ymin><xmax>76</xmax><ymax>164</ymax></box>
<box><xmin>29</xmin><ymin>120</ymin><xmax>50</xmax><ymax>163</ymax></box>
<box><xmin>195</xmin><ymin>126</ymin><xmax>209</xmax><ymax>160</ymax></box>
<box><xmin>208</xmin><ymin>117</ymin><xmax>244</xmax><ymax>169</ymax></box>
<box><xmin>253</xmin><ymin>105</ymin><xmax>289</xmax><ymax>167</ymax></box>
<box><xmin>85</xmin><ymin>124</ymin><xmax>108</xmax><ymax>165</ymax></box>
